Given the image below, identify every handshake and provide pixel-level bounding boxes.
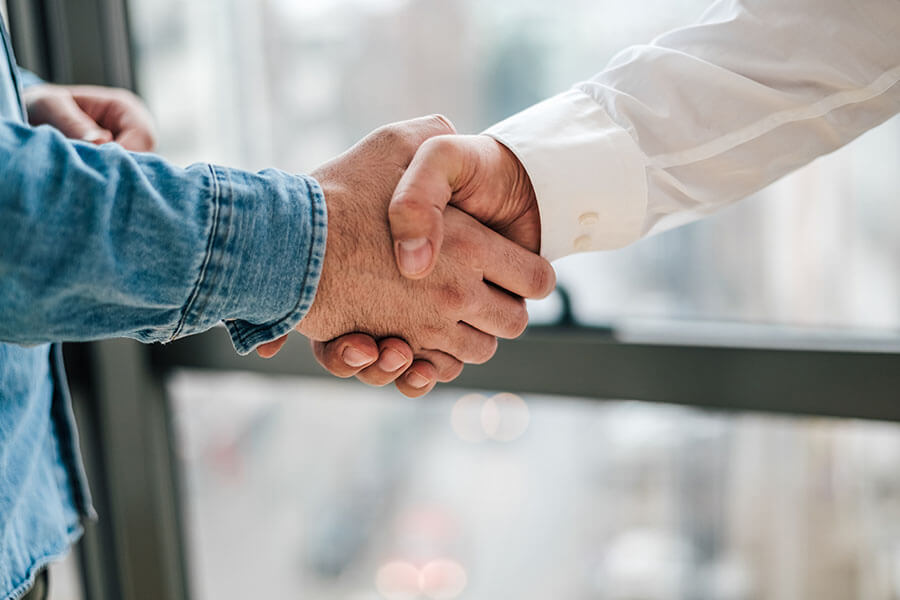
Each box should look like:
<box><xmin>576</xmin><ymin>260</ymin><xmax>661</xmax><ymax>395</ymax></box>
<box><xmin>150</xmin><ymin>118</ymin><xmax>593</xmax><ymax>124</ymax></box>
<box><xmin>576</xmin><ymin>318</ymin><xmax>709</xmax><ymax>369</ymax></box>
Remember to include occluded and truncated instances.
<box><xmin>256</xmin><ymin>115</ymin><xmax>556</xmax><ymax>396</ymax></box>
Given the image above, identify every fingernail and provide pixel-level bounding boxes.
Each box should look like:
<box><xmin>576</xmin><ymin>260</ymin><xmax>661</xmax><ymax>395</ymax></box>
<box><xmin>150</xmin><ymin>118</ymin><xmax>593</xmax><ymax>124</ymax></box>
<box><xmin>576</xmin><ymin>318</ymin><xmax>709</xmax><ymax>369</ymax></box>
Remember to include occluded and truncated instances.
<box><xmin>82</xmin><ymin>129</ymin><xmax>108</xmax><ymax>144</ymax></box>
<box><xmin>397</xmin><ymin>238</ymin><xmax>432</xmax><ymax>275</ymax></box>
<box><xmin>378</xmin><ymin>349</ymin><xmax>407</xmax><ymax>373</ymax></box>
<box><xmin>406</xmin><ymin>371</ymin><xmax>430</xmax><ymax>389</ymax></box>
<box><xmin>342</xmin><ymin>347</ymin><xmax>374</xmax><ymax>367</ymax></box>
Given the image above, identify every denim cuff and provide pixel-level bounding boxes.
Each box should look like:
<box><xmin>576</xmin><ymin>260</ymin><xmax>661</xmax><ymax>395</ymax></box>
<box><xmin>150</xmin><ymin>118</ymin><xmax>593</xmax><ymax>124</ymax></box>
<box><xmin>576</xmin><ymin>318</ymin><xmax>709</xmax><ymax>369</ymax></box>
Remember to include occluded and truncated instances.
<box><xmin>172</xmin><ymin>165</ymin><xmax>327</xmax><ymax>355</ymax></box>
<box><xmin>17</xmin><ymin>68</ymin><xmax>43</xmax><ymax>89</ymax></box>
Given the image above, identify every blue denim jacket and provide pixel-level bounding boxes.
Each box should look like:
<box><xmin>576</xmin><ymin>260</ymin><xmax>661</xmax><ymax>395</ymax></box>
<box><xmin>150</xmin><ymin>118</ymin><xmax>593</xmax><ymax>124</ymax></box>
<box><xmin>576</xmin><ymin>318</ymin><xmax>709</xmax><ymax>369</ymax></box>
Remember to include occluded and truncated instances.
<box><xmin>0</xmin><ymin>20</ymin><xmax>327</xmax><ymax>600</ymax></box>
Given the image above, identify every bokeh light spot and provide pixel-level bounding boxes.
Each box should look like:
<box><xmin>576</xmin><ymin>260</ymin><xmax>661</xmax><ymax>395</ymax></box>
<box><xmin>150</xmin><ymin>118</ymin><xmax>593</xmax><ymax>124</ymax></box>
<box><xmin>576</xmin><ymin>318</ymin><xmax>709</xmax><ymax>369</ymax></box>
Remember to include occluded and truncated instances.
<box><xmin>451</xmin><ymin>393</ymin><xmax>489</xmax><ymax>443</ymax></box>
<box><xmin>420</xmin><ymin>559</ymin><xmax>468</xmax><ymax>599</ymax></box>
<box><xmin>375</xmin><ymin>561</ymin><xmax>420</xmax><ymax>600</ymax></box>
<box><xmin>483</xmin><ymin>393</ymin><xmax>530</xmax><ymax>442</ymax></box>
<box><xmin>451</xmin><ymin>393</ymin><xmax>530</xmax><ymax>442</ymax></box>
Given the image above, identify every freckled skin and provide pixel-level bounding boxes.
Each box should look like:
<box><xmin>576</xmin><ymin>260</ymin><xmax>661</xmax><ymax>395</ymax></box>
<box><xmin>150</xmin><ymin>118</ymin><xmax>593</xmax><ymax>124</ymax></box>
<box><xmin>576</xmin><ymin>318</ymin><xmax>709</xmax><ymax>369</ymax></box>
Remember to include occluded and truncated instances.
<box><xmin>294</xmin><ymin>121</ymin><xmax>548</xmax><ymax>367</ymax></box>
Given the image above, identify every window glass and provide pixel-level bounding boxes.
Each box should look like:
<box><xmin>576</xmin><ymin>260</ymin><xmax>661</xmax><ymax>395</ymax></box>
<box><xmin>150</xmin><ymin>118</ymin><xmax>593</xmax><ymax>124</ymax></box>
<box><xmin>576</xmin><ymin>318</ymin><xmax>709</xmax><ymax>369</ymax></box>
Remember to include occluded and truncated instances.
<box><xmin>129</xmin><ymin>1</ymin><xmax>900</xmax><ymax>598</ymax></box>
<box><xmin>169</xmin><ymin>372</ymin><xmax>900</xmax><ymax>600</ymax></box>
<box><xmin>127</xmin><ymin>0</ymin><xmax>900</xmax><ymax>333</ymax></box>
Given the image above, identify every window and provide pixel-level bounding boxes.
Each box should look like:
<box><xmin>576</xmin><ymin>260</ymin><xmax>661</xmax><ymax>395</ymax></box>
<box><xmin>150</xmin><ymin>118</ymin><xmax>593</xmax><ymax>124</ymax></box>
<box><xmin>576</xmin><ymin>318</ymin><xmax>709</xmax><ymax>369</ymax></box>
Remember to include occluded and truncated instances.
<box><xmin>7</xmin><ymin>0</ymin><xmax>900</xmax><ymax>599</ymax></box>
<box><xmin>168</xmin><ymin>371</ymin><xmax>900</xmax><ymax>600</ymax></box>
<box><xmin>119</xmin><ymin>0</ymin><xmax>900</xmax><ymax>599</ymax></box>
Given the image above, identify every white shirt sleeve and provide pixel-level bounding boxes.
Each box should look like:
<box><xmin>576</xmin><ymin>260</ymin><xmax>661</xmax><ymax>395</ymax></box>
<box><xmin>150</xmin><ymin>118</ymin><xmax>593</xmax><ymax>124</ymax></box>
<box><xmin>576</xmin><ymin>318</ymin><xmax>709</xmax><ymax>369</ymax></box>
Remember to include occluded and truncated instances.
<box><xmin>484</xmin><ymin>0</ymin><xmax>900</xmax><ymax>261</ymax></box>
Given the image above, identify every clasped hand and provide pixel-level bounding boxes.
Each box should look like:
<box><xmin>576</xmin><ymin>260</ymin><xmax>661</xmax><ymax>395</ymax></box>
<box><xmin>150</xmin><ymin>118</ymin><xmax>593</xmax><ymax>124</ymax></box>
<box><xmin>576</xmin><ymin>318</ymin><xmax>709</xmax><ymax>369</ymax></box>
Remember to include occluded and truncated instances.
<box><xmin>259</xmin><ymin>115</ymin><xmax>554</xmax><ymax>397</ymax></box>
<box><xmin>24</xmin><ymin>84</ymin><xmax>551</xmax><ymax>396</ymax></box>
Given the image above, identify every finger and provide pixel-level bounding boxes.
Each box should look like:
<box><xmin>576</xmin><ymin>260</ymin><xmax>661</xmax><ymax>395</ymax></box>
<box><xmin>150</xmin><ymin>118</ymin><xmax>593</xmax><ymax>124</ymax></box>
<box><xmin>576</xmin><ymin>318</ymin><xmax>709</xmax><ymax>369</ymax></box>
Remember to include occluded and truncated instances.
<box><xmin>256</xmin><ymin>334</ymin><xmax>289</xmax><ymax>358</ymax></box>
<box><xmin>311</xmin><ymin>333</ymin><xmax>379</xmax><ymax>378</ymax></box>
<box><xmin>462</xmin><ymin>285</ymin><xmax>530</xmax><ymax>339</ymax></box>
<box><xmin>395</xmin><ymin>349</ymin><xmax>465</xmax><ymax>397</ymax></box>
<box><xmin>463</xmin><ymin>211</ymin><xmax>557</xmax><ymax>299</ymax></box>
<box><xmin>355</xmin><ymin>338</ymin><xmax>414</xmax><ymax>387</ymax></box>
<box><xmin>71</xmin><ymin>87</ymin><xmax>157</xmax><ymax>151</ymax></box>
<box><xmin>47</xmin><ymin>96</ymin><xmax>113</xmax><ymax>144</ymax></box>
<box><xmin>392</xmin><ymin>114</ymin><xmax>457</xmax><ymax>158</ymax></box>
<box><xmin>414</xmin><ymin>349</ymin><xmax>465</xmax><ymax>382</ymax></box>
<box><xmin>356</xmin><ymin>114</ymin><xmax>456</xmax><ymax>172</ymax></box>
<box><xmin>395</xmin><ymin>360</ymin><xmax>439</xmax><ymax>398</ymax></box>
<box><xmin>114</xmin><ymin>127</ymin><xmax>157</xmax><ymax>152</ymax></box>
<box><xmin>389</xmin><ymin>135</ymin><xmax>475</xmax><ymax>279</ymax></box>
<box><xmin>437</xmin><ymin>323</ymin><xmax>498</xmax><ymax>365</ymax></box>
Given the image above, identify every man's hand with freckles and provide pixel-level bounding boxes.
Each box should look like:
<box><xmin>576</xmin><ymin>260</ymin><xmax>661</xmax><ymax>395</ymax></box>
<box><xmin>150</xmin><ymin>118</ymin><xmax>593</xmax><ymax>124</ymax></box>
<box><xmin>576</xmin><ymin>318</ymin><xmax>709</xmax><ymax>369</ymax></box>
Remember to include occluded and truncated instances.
<box><xmin>311</xmin><ymin>134</ymin><xmax>551</xmax><ymax>395</ymax></box>
<box><xmin>255</xmin><ymin>119</ymin><xmax>555</xmax><ymax>397</ymax></box>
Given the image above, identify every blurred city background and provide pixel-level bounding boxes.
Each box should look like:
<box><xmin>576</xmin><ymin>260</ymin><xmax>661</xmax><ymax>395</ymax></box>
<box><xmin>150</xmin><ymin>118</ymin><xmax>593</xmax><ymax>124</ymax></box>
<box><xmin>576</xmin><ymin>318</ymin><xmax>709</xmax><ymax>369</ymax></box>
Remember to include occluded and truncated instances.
<box><xmin>114</xmin><ymin>0</ymin><xmax>900</xmax><ymax>598</ymax></box>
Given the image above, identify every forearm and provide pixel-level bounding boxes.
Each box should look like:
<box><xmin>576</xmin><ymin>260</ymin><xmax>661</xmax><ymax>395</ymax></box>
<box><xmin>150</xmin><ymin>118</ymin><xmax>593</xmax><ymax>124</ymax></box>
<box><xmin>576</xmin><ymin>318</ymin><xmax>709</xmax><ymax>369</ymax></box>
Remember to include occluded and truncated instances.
<box><xmin>0</xmin><ymin>120</ymin><xmax>326</xmax><ymax>353</ymax></box>
<box><xmin>486</xmin><ymin>0</ymin><xmax>900</xmax><ymax>260</ymax></box>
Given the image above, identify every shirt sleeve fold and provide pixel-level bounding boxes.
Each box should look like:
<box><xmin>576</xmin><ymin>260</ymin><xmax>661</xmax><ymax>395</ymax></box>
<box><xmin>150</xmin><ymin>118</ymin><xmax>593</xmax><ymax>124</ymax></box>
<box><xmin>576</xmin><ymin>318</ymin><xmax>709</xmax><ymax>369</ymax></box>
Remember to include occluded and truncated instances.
<box><xmin>0</xmin><ymin>120</ymin><xmax>326</xmax><ymax>354</ymax></box>
<box><xmin>485</xmin><ymin>0</ymin><xmax>900</xmax><ymax>261</ymax></box>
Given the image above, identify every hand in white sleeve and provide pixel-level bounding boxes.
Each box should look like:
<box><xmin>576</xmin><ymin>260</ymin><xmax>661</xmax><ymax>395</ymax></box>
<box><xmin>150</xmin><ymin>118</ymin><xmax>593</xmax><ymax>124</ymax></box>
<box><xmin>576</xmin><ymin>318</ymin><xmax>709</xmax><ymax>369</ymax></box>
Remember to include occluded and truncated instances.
<box><xmin>485</xmin><ymin>0</ymin><xmax>900</xmax><ymax>260</ymax></box>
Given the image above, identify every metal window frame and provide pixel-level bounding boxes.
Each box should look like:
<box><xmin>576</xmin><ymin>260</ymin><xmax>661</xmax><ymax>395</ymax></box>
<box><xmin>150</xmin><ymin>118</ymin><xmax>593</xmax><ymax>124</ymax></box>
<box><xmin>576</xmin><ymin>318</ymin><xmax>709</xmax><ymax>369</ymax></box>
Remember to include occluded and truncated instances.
<box><xmin>8</xmin><ymin>3</ymin><xmax>187</xmax><ymax>600</ymax></box>
<box><xmin>153</xmin><ymin>325</ymin><xmax>900</xmax><ymax>422</ymax></box>
<box><xmin>7</xmin><ymin>1</ymin><xmax>900</xmax><ymax>599</ymax></box>
<box><xmin>7</xmin><ymin>0</ymin><xmax>132</xmax><ymax>86</ymax></box>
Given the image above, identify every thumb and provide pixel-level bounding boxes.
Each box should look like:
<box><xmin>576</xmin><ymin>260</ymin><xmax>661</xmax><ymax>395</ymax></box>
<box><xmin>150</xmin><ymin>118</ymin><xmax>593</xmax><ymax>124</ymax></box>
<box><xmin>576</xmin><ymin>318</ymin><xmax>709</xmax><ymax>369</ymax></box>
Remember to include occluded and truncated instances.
<box><xmin>388</xmin><ymin>135</ymin><xmax>473</xmax><ymax>279</ymax></box>
<box><xmin>53</xmin><ymin>97</ymin><xmax>113</xmax><ymax>145</ymax></box>
<box><xmin>256</xmin><ymin>334</ymin><xmax>289</xmax><ymax>358</ymax></box>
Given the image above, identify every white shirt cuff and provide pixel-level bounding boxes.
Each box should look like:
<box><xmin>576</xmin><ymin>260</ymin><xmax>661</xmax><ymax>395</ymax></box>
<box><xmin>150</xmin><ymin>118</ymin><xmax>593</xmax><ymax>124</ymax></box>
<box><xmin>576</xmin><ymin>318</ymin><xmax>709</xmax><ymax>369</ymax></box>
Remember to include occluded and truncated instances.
<box><xmin>484</xmin><ymin>88</ymin><xmax>648</xmax><ymax>261</ymax></box>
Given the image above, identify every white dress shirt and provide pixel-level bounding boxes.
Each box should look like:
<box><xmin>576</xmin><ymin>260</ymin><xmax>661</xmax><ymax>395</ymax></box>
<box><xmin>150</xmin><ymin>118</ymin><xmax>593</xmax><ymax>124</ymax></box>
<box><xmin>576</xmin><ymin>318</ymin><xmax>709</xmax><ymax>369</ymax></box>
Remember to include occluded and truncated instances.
<box><xmin>484</xmin><ymin>0</ymin><xmax>900</xmax><ymax>261</ymax></box>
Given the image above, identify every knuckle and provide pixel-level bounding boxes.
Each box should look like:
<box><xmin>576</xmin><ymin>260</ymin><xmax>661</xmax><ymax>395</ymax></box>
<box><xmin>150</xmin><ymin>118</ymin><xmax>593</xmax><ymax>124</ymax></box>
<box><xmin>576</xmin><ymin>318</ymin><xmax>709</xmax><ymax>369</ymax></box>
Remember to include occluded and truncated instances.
<box><xmin>463</xmin><ymin>335</ymin><xmax>497</xmax><ymax>365</ymax></box>
<box><xmin>371</xmin><ymin>124</ymin><xmax>402</xmax><ymax>147</ymax></box>
<box><xmin>437</xmin><ymin>360</ymin><xmax>464</xmax><ymax>382</ymax></box>
<box><xmin>470</xmin><ymin>337</ymin><xmax>498</xmax><ymax>364</ymax></box>
<box><xmin>528</xmin><ymin>262</ymin><xmax>555</xmax><ymax>298</ymax></box>
<box><xmin>388</xmin><ymin>189</ymin><xmax>424</xmax><ymax>215</ymax></box>
<box><xmin>418</xmin><ymin>324</ymin><xmax>445</xmax><ymax>348</ymax></box>
<box><xmin>373</xmin><ymin>124</ymin><xmax>418</xmax><ymax>157</ymax></box>
<box><xmin>427</xmin><ymin>114</ymin><xmax>456</xmax><ymax>135</ymax></box>
<box><xmin>389</xmin><ymin>190</ymin><xmax>442</xmax><ymax>229</ymax></box>
<box><xmin>444</xmin><ymin>230</ymin><xmax>476</xmax><ymax>258</ymax></box>
<box><xmin>438</xmin><ymin>284</ymin><xmax>468</xmax><ymax>313</ymax></box>
<box><xmin>507</xmin><ymin>302</ymin><xmax>529</xmax><ymax>338</ymax></box>
<box><xmin>422</xmin><ymin>135</ymin><xmax>458</xmax><ymax>161</ymax></box>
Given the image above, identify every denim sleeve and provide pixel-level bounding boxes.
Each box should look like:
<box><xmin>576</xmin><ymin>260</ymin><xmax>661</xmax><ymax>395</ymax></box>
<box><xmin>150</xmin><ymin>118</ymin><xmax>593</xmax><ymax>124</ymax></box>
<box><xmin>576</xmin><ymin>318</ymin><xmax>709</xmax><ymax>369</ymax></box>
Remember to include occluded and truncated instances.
<box><xmin>17</xmin><ymin>68</ymin><xmax>43</xmax><ymax>89</ymax></box>
<box><xmin>0</xmin><ymin>120</ymin><xmax>327</xmax><ymax>355</ymax></box>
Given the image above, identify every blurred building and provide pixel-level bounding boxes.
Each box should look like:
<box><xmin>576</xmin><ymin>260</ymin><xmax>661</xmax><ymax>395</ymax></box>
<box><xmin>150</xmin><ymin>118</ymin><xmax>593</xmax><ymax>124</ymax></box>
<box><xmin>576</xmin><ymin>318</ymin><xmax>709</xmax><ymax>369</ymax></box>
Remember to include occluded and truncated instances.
<box><xmin>123</xmin><ymin>0</ymin><xmax>900</xmax><ymax>598</ymax></box>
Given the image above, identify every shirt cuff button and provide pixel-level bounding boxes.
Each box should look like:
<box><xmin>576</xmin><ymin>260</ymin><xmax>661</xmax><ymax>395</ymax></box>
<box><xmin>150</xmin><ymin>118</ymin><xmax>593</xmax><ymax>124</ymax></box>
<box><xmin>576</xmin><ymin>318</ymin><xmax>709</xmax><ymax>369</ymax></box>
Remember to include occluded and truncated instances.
<box><xmin>578</xmin><ymin>212</ymin><xmax>599</xmax><ymax>226</ymax></box>
<box><xmin>573</xmin><ymin>235</ymin><xmax>592</xmax><ymax>251</ymax></box>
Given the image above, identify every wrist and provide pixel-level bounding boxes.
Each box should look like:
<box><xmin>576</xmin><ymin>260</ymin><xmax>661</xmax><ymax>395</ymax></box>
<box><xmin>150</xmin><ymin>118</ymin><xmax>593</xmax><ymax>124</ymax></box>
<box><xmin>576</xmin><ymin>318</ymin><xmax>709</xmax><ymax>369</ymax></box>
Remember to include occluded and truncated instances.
<box><xmin>503</xmin><ymin>139</ymin><xmax>539</xmax><ymax>224</ymax></box>
<box><xmin>222</xmin><ymin>170</ymin><xmax>328</xmax><ymax>354</ymax></box>
<box><xmin>487</xmin><ymin>136</ymin><xmax>542</xmax><ymax>254</ymax></box>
